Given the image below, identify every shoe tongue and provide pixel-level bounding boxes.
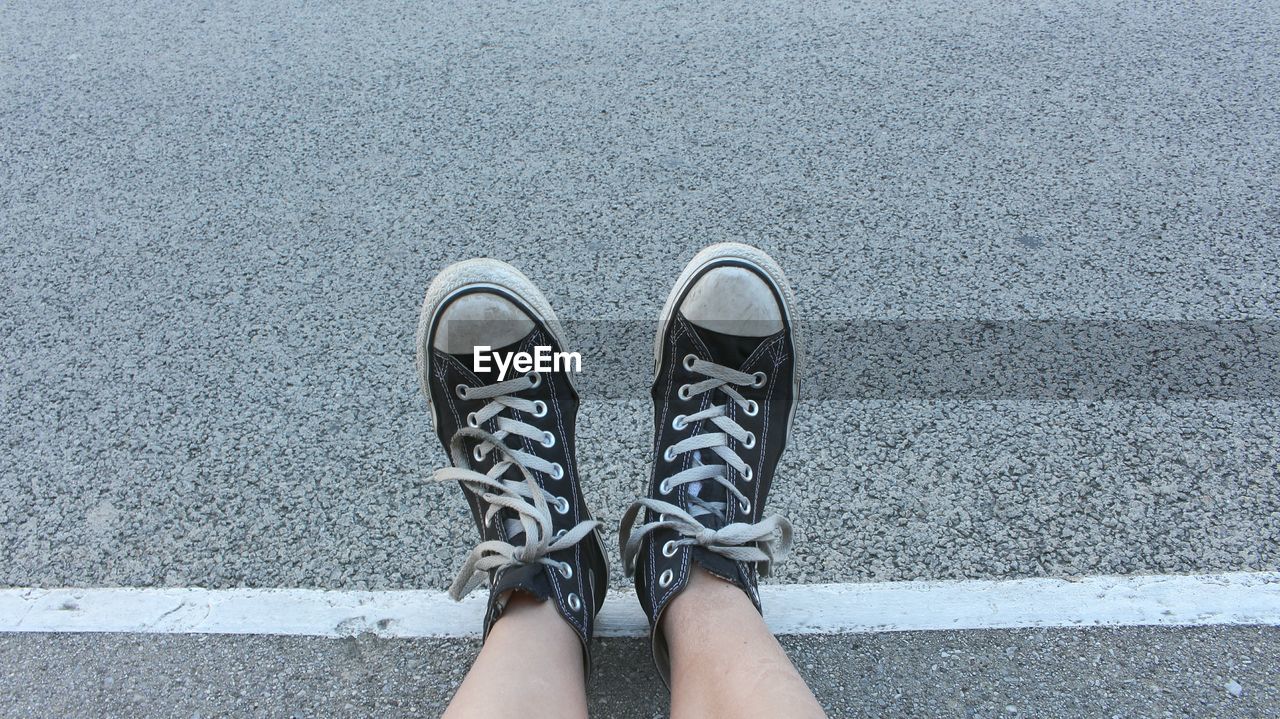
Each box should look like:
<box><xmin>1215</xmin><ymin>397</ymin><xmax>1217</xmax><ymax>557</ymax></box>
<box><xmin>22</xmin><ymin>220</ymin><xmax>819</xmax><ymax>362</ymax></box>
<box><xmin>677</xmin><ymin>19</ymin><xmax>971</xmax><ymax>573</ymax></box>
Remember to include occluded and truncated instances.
<box><xmin>681</xmin><ymin>313</ymin><xmax>770</xmax><ymax>368</ymax></box>
<box><xmin>691</xmin><ymin>500</ymin><xmax>728</xmax><ymax>529</ymax></box>
<box><xmin>492</xmin><ymin>561</ymin><xmax>553</xmax><ymax>604</ymax></box>
<box><xmin>504</xmin><ymin>519</ymin><xmax>527</xmax><ymax>542</ymax></box>
<box><xmin>684</xmin><ymin>450</ymin><xmax>729</xmax><ymax>526</ymax></box>
<box><xmin>448</xmin><ymin>335</ymin><xmax>532</xmax><ymax>386</ymax></box>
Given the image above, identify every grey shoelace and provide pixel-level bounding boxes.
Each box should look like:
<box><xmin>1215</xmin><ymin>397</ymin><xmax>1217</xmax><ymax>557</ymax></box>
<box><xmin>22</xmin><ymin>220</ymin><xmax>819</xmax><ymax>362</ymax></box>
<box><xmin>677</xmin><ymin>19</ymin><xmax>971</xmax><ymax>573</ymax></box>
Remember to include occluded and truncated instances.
<box><xmin>435</xmin><ymin>372</ymin><xmax>599</xmax><ymax>600</ymax></box>
<box><xmin>620</xmin><ymin>357</ymin><xmax>792</xmax><ymax>578</ymax></box>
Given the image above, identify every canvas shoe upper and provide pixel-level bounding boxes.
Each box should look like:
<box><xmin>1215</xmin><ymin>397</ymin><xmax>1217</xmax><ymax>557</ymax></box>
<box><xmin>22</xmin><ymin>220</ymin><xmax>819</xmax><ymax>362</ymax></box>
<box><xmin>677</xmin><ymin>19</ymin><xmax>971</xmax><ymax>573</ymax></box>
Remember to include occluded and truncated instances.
<box><xmin>416</xmin><ymin>258</ymin><xmax>609</xmax><ymax>673</ymax></box>
<box><xmin>619</xmin><ymin>242</ymin><xmax>802</xmax><ymax>686</ymax></box>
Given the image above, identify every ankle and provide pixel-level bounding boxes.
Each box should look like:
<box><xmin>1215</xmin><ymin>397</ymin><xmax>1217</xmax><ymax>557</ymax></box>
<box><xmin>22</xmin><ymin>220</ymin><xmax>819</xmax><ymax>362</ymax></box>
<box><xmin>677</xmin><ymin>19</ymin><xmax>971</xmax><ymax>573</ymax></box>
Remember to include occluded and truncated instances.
<box><xmin>491</xmin><ymin>592</ymin><xmax>566</xmax><ymax>636</ymax></box>
<box><xmin>488</xmin><ymin>591</ymin><xmax>584</xmax><ymax>656</ymax></box>
<box><xmin>661</xmin><ymin>565</ymin><xmax>757</xmax><ymax>637</ymax></box>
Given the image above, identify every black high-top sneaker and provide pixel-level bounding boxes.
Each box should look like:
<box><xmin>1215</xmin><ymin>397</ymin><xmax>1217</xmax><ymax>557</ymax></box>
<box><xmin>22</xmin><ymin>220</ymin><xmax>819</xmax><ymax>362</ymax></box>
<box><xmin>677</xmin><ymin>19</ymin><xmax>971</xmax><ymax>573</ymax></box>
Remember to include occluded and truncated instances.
<box><xmin>619</xmin><ymin>242</ymin><xmax>801</xmax><ymax>686</ymax></box>
<box><xmin>415</xmin><ymin>258</ymin><xmax>609</xmax><ymax>672</ymax></box>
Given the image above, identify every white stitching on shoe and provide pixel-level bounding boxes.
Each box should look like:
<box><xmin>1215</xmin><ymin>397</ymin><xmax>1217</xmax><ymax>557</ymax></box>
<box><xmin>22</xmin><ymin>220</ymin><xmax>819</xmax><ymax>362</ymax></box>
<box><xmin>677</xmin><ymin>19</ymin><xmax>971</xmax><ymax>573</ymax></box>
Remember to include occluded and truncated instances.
<box><xmin>436</xmin><ymin>352</ymin><xmax>496</xmax><ymax>543</ymax></box>
<box><xmin>431</xmin><ymin>368</ymin><xmax>599</xmax><ymax>602</ymax></box>
<box><xmin>621</xmin><ymin>339</ymin><xmax>793</xmax><ymax>584</ymax></box>
<box><xmin>538</xmin><ymin>330</ymin><xmax>589</xmax><ymax>636</ymax></box>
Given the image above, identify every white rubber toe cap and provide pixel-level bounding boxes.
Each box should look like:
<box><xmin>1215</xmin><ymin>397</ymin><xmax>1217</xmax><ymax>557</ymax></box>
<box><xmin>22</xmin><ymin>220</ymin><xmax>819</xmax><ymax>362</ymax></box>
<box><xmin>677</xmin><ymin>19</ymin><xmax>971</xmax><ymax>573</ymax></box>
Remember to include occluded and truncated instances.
<box><xmin>679</xmin><ymin>266</ymin><xmax>783</xmax><ymax>337</ymax></box>
<box><xmin>433</xmin><ymin>293</ymin><xmax>535</xmax><ymax>354</ymax></box>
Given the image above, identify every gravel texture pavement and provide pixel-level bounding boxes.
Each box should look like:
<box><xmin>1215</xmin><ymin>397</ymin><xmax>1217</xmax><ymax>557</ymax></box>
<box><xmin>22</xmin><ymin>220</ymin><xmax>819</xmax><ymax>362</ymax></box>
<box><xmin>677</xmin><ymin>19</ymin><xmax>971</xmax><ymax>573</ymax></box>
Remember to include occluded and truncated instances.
<box><xmin>2</xmin><ymin>626</ymin><xmax>1277</xmax><ymax>718</ymax></box>
<box><xmin>4</xmin><ymin>2</ymin><xmax>1280</xmax><ymax>716</ymax></box>
<box><xmin>2</xmin><ymin>0</ymin><xmax>1278</xmax><ymax>592</ymax></box>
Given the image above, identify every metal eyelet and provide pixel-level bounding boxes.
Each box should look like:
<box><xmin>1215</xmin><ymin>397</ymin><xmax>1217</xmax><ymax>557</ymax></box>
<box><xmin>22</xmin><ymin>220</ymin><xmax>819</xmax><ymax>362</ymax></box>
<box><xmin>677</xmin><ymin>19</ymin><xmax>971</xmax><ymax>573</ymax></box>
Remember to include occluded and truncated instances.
<box><xmin>742</xmin><ymin>432</ymin><xmax>756</xmax><ymax>449</ymax></box>
<box><xmin>742</xmin><ymin>465</ymin><xmax>753</xmax><ymax>482</ymax></box>
<box><xmin>553</xmin><ymin>528</ymin><xmax>567</xmax><ymax>541</ymax></box>
<box><xmin>672</xmin><ymin>414</ymin><xmax>687</xmax><ymax>430</ymax></box>
<box><xmin>550</xmin><ymin>463</ymin><xmax>564</xmax><ymax>480</ymax></box>
<box><xmin>532</xmin><ymin>400</ymin><xmax>548</xmax><ymax>418</ymax></box>
<box><xmin>658</xmin><ymin>569</ymin><xmax>674</xmax><ymax>588</ymax></box>
<box><xmin>541</xmin><ymin>431</ymin><xmax>555</xmax><ymax>448</ymax></box>
<box><xmin>466</xmin><ymin>412</ymin><xmax>480</xmax><ymax>428</ymax></box>
<box><xmin>739</xmin><ymin>497</ymin><xmax>751</xmax><ymax>513</ymax></box>
<box><xmin>682</xmin><ymin>353</ymin><xmax>698</xmax><ymax>371</ymax></box>
<box><xmin>751</xmin><ymin>371</ymin><xmax>767</xmax><ymax>388</ymax></box>
<box><xmin>659</xmin><ymin>478</ymin><xmax>671</xmax><ymax>494</ymax></box>
<box><xmin>567</xmin><ymin>593</ymin><xmax>583</xmax><ymax>611</ymax></box>
<box><xmin>662</xmin><ymin>540</ymin><xmax>678</xmax><ymax>557</ymax></box>
<box><xmin>663</xmin><ymin>446</ymin><xmax>677</xmax><ymax>462</ymax></box>
<box><xmin>455</xmin><ymin>384</ymin><xmax>469</xmax><ymax>399</ymax></box>
<box><xmin>744</xmin><ymin>400</ymin><xmax>759</xmax><ymax>416</ymax></box>
<box><xmin>472</xmin><ymin>445</ymin><xmax>485</xmax><ymax>462</ymax></box>
<box><xmin>526</xmin><ymin>371</ymin><xmax>541</xmax><ymax>388</ymax></box>
<box><xmin>558</xmin><ymin>561</ymin><xmax>573</xmax><ymax>579</ymax></box>
<box><xmin>677</xmin><ymin>384</ymin><xmax>692</xmax><ymax>400</ymax></box>
<box><xmin>554</xmin><ymin>496</ymin><xmax>570</xmax><ymax>514</ymax></box>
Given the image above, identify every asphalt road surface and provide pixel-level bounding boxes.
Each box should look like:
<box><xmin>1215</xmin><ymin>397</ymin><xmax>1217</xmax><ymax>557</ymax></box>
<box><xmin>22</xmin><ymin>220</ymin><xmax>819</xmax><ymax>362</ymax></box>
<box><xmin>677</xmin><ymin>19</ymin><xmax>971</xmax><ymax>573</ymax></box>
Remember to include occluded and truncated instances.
<box><xmin>3</xmin><ymin>627</ymin><xmax>1277</xmax><ymax>718</ymax></box>
<box><xmin>2</xmin><ymin>0</ymin><xmax>1278</xmax><ymax>715</ymax></box>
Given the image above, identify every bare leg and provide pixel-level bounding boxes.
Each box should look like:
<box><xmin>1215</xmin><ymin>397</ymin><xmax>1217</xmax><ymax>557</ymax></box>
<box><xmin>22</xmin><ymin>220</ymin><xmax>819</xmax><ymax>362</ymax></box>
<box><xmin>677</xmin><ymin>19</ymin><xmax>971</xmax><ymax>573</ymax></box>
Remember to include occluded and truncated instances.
<box><xmin>443</xmin><ymin>594</ymin><xmax>588</xmax><ymax>719</ymax></box>
<box><xmin>664</xmin><ymin>567</ymin><xmax>826</xmax><ymax>719</ymax></box>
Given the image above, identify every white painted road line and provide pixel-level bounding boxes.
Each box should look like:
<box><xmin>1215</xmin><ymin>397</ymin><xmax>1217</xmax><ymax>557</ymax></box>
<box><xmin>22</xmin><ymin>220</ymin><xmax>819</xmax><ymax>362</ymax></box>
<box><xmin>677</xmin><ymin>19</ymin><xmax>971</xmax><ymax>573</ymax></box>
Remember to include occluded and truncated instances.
<box><xmin>1</xmin><ymin>572</ymin><xmax>1277</xmax><ymax>639</ymax></box>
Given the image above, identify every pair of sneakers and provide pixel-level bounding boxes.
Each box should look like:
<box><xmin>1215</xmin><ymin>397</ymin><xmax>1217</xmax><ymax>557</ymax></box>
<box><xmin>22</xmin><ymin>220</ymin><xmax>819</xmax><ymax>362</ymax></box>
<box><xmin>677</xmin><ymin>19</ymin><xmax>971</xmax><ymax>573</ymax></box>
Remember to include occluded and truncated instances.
<box><xmin>415</xmin><ymin>242</ymin><xmax>800</xmax><ymax>684</ymax></box>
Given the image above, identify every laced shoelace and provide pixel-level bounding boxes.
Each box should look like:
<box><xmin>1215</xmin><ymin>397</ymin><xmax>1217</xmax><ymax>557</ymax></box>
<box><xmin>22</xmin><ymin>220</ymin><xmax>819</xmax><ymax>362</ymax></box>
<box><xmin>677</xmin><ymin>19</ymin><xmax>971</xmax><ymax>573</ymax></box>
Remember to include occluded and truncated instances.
<box><xmin>620</xmin><ymin>356</ymin><xmax>792</xmax><ymax>578</ymax></box>
<box><xmin>434</xmin><ymin>372</ymin><xmax>600</xmax><ymax>600</ymax></box>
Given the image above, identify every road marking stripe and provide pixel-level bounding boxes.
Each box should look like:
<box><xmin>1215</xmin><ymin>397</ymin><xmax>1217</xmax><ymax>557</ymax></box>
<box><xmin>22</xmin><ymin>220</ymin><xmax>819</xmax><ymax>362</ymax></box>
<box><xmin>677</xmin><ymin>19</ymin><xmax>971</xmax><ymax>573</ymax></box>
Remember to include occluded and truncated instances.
<box><xmin>2</xmin><ymin>572</ymin><xmax>1276</xmax><ymax>639</ymax></box>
